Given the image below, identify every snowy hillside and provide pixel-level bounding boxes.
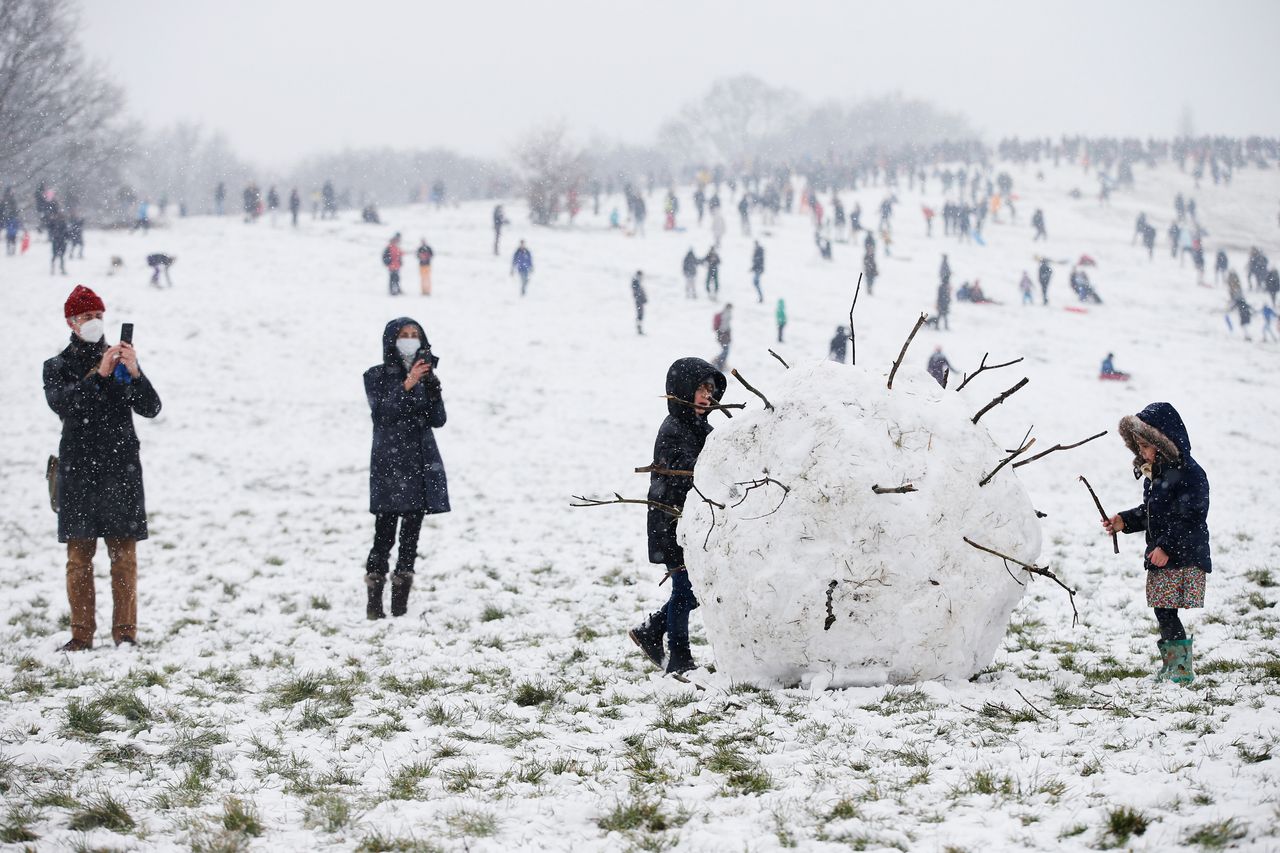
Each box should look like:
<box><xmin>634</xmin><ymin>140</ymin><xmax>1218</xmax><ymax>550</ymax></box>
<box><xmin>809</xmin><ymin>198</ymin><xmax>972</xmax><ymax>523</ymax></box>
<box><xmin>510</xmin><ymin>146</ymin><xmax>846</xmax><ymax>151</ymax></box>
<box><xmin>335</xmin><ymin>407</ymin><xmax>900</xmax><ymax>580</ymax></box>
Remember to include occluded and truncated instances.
<box><xmin>1</xmin><ymin>161</ymin><xmax>1278</xmax><ymax>852</ymax></box>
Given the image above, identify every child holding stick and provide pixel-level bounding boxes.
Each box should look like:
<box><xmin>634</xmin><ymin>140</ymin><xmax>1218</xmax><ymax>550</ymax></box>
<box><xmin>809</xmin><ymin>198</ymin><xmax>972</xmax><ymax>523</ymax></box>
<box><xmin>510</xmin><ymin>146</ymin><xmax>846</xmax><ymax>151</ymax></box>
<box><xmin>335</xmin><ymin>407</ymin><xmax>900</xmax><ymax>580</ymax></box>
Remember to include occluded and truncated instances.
<box><xmin>1102</xmin><ymin>403</ymin><xmax>1211</xmax><ymax>684</ymax></box>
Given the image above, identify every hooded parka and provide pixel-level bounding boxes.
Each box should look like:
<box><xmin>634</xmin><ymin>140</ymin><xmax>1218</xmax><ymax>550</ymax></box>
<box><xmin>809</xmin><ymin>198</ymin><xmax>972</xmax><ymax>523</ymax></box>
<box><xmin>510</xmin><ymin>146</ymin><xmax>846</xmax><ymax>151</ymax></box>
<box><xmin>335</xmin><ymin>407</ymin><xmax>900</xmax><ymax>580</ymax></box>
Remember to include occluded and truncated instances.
<box><xmin>646</xmin><ymin>357</ymin><xmax>727</xmax><ymax>566</ymax></box>
<box><xmin>364</xmin><ymin>318</ymin><xmax>449</xmax><ymax>515</ymax></box>
<box><xmin>1117</xmin><ymin>402</ymin><xmax>1211</xmax><ymax>573</ymax></box>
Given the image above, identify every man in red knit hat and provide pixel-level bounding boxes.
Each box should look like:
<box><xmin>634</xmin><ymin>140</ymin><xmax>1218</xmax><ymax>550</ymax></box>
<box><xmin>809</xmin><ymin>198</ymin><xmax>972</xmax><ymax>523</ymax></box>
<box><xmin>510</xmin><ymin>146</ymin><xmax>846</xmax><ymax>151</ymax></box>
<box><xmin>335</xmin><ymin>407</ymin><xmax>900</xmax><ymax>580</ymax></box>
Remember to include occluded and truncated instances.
<box><xmin>43</xmin><ymin>285</ymin><xmax>162</xmax><ymax>651</ymax></box>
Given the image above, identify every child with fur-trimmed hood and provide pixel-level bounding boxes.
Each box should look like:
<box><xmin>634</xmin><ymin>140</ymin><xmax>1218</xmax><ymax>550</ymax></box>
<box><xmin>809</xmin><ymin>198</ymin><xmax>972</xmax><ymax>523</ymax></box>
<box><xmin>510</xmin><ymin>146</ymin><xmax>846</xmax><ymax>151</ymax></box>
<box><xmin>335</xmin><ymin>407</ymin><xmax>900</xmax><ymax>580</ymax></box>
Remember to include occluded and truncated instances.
<box><xmin>1102</xmin><ymin>403</ymin><xmax>1211</xmax><ymax>684</ymax></box>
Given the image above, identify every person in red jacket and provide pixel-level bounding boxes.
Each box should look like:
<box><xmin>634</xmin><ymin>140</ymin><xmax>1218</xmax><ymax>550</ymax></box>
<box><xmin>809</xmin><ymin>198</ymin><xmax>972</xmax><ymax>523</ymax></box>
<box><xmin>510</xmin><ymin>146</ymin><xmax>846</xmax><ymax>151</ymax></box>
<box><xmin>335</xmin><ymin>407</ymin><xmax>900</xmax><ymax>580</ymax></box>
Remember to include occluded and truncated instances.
<box><xmin>382</xmin><ymin>233</ymin><xmax>404</xmax><ymax>295</ymax></box>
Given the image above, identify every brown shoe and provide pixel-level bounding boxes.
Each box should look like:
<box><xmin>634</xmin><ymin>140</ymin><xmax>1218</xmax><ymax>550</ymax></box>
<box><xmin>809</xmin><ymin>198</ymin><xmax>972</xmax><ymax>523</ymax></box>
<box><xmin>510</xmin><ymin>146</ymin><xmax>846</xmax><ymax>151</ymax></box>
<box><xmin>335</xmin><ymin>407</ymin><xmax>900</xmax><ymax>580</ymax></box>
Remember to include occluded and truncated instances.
<box><xmin>59</xmin><ymin>638</ymin><xmax>93</xmax><ymax>652</ymax></box>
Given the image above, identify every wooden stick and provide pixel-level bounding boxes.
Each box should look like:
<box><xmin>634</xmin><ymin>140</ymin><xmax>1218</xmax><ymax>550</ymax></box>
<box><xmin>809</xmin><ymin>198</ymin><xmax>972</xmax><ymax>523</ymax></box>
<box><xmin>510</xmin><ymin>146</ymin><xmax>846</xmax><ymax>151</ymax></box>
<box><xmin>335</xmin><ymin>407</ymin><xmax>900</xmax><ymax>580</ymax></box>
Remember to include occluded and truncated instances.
<box><xmin>662</xmin><ymin>394</ymin><xmax>743</xmax><ymax>418</ymax></box>
<box><xmin>871</xmin><ymin>484</ymin><xmax>917</xmax><ymax>494</ymax></box>
<box><xmin>849</xmin><ymin>273</ymin><xmax>862</xmax><ymax>366</ymax></box>
<box><xmin>1079</xmin><ymin>475</ymin><xmax>1119</xmax><ymax>554</ymax></box>
<box><xmin>1014</xmin><ymin>688</ymin><xmax>1051</xmax><ymax>719</ymax></box>
<box><xmin>979</xmin><ymin>436</ymin><xmax>1036</xmax><ymax>487</ymax></box>
<box><xmin>732</xmin><ymin>476</ymin><xmax>792</xmax><ymax>518</ymax></box>
<box><xmin>570</xmin><ymin>493</ymin><xmax>681</xmax><ymax>517</ymax></box>
<box><xmin>887</xmin><ymin>312</ymin><xmax>929</xmax><ymax>390</ymax></box>
<box><xmin>954</xmin><ymin>353</ymin><xmax>1025</xmax><ymax>393</ymax></box>
<box><xmin>962</xmin><ymin>536</ymin><xmax>1078</xmax><ymax>627</ymax></box>
<box><xmin>634</xmin><ymin>465</ymin><xmax>694</xmax><ymax>478</ymax></box>
<box><xmin>691</xmin><ymin>482</ymin><xmax>723</xmax><ymax>550</ymax></box>
<box><xmin>1012</xmin><ymin>430</ymin><xmax>1108</xmax><ymax>469</ymax></box>
<box><xmin>971</xmin><ymin>377</ymin><xmax>1029</xmax><ymax>424</ymax></box>
<box><xmin>768</xmin><ymin>349</ymin><xmax>790</xmax><ymax>369</ymax></box>
<box><xmin>731</xmin><ymin>369</ymin><xmax>774</xmax><ymax>412</ymax></box>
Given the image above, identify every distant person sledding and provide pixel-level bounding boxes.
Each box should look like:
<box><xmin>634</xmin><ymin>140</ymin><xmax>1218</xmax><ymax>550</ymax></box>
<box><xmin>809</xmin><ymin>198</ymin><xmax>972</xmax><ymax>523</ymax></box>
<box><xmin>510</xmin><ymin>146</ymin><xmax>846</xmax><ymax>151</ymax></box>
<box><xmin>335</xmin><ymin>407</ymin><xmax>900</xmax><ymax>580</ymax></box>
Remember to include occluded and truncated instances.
<box><xmin>1069</xmin><ymin>266</ymin><xmax>1103</xmax><ymax>304</ymax></box>
<box><xmin>955</xmin><ymin>280</ymin><xmax>998</xmax><ymax>304</ymax></box>
<box><xmin>1100</xmin><ymin>353</ymin><xmax>1130</xmax><ymax>381</ymax></box>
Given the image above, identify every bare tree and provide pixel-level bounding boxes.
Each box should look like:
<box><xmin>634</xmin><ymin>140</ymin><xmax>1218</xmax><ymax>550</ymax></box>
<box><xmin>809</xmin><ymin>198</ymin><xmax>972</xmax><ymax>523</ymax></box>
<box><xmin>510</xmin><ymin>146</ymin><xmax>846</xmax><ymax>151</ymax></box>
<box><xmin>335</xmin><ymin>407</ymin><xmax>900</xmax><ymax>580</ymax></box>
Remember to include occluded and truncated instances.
<box><xmin>0</xmin><ymin>0</ymin><xmax>132</xmax><ymax>218</ymax></box>
<box><xmin>515</xmin><ymin>121</ymin><xmax>591</xmax><ymax>226</ymax></box>
<box><xmin>659</xmin><ymin>75</ymin><xmax>799</xmax><ymax>165</ymax></box>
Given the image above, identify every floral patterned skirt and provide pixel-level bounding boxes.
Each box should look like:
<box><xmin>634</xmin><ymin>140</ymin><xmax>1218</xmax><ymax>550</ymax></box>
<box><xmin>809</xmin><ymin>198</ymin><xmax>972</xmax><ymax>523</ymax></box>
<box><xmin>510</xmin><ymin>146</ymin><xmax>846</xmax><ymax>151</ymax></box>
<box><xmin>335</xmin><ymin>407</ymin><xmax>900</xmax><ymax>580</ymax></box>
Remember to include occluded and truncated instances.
<box><xmin>1146</xmin><ymin>566</ymin><xmax>1207</xmax><ymax>609</ymax></box>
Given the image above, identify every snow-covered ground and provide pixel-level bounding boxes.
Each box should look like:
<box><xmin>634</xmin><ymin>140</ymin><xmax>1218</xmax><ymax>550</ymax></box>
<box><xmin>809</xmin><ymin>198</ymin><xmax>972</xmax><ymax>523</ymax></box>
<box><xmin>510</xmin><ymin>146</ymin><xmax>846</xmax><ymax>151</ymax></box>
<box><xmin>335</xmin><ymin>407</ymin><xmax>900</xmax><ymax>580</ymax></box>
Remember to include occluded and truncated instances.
<box><xmin>1</xmin><ymin>161</ymin><xmax>1278</xmax><ymax>852</ymax></box>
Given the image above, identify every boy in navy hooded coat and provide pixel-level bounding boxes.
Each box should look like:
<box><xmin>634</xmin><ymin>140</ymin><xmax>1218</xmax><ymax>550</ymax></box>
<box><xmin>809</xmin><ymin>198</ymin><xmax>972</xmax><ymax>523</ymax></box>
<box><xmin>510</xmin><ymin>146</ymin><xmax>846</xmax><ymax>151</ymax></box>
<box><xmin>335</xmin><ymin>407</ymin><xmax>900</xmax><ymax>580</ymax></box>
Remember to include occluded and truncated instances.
<box><xmin>630</xmin><ymin>357</ymin><xmax>726</xmax><ymax>674</ymax></box>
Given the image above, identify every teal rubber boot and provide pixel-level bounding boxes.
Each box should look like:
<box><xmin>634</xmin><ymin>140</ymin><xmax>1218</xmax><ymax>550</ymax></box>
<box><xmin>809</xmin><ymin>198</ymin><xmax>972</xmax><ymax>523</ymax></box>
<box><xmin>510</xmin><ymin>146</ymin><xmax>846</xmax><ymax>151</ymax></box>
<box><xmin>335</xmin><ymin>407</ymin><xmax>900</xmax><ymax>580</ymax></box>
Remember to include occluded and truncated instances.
<box><xmin>1155</xmin><ymin>639</ymin><xmax>1177</xmax><ymax>681</ymax></box>
<box><xmin>1168</xmin><ymin>638</ymin><xmax>1195</xmax><ymax>685</ymax></box>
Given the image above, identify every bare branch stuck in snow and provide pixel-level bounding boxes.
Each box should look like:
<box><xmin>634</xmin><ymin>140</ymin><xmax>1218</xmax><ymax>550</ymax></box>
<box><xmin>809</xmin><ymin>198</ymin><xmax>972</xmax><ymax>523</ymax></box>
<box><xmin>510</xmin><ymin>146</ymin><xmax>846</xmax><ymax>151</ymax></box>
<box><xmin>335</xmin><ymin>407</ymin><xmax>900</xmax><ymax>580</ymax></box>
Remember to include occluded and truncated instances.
<box><xmin>569</xmin><ymin>493</ymin><xmax>681</xmax><ymax>517</ymax></box>
<box><xmin>871</xmin><ymin>484</ymin><xmax>918</xmax><ymax>494</ymax></box>
<box><xmin>849</xmin><ymin>273</ymin><xmax>863</xmax><ymax>366</ymax></box>
<box><xmin>1012</xmin><ymin>430</ymin><xmax>1108</xmax><ymax>469</ymax></box>
<box><xmin>971</xmin><ymin>377</ymin><xmax>1029</xmax><ymax>424</ymax></box>
<box><xmin>731</xmin><ymin>369</ymin><xmax>774</xmax><ymax>412</ymax></box>
<box><xmin>953</xmin><ymin>353</ymin><xmax>1025</xmax><ymax>392</ymax></box>
<box><xmin>962</xmin><ymin>536</ymin><xmax>1078</xmax><ymax>626</ymax></box>
<box><xmin>663</xmin><ymin>394</ymin><xmax>744</xmax><ymax>418</ymax></box>
<box><xmin>887</xmin><ymin>312</ymin><xmax>929</xmax><ymax>390</ymax></box>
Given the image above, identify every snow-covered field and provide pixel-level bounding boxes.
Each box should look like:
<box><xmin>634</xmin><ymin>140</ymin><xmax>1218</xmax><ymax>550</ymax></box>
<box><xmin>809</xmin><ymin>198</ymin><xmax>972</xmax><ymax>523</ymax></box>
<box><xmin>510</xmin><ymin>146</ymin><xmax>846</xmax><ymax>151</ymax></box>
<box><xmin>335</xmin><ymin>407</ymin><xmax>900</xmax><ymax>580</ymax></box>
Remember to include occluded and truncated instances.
<box><xmin>2</xmin><ymin>161</ymin><xmax>1279</xmax><ymax>852</ymax></box>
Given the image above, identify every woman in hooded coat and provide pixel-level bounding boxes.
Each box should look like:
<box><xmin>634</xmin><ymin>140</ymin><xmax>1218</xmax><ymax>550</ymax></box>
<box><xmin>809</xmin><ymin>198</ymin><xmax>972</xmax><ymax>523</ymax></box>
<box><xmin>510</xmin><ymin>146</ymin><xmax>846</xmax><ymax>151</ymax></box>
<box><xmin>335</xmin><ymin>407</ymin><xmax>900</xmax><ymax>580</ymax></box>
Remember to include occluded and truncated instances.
<box><xmin>1103</xmin><ymin>403</ymin><xmax>1211</xmax><ymax>684</ymax></box>
<box><xmin>362</xmin><ymin>317</ymin><xmax>449</xmax><ymax>619</ymax></box>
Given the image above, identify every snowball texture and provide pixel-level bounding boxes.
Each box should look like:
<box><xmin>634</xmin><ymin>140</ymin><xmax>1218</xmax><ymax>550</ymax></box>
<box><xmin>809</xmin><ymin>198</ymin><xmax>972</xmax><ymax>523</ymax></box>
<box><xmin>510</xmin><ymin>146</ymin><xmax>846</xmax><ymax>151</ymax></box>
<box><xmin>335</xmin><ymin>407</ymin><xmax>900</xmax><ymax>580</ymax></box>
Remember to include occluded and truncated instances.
<box><xmin>678</xmin><ymin>361</ymin><xmax>1042</xmax><ymax>688</ymax></box>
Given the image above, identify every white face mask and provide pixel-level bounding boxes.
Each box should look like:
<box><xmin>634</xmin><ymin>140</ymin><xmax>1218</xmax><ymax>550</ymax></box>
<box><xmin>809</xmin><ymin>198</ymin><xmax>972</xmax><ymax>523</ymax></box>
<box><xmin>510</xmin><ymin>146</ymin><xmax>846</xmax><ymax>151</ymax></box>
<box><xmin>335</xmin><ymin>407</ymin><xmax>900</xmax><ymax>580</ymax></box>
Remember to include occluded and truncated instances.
<box><xmin>395</xmin><ymin>338</ymin><xmax>420</xmax><ymax>364</ymax></box>
<box><xmin>77</xmin><ymin>319</ymin><xmax>104</xmax><ymax>342</ymax></box>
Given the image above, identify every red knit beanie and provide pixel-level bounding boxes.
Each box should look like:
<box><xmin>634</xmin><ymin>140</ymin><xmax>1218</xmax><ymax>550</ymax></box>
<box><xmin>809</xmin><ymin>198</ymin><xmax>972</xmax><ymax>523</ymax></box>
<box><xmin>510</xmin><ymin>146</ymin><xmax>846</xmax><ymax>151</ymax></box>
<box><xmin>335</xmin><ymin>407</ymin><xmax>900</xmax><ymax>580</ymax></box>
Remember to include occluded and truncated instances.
<box><xmin>64</xmin><ymin>285</ymin><xmax>105</xmax><ymax>318</ymax></box>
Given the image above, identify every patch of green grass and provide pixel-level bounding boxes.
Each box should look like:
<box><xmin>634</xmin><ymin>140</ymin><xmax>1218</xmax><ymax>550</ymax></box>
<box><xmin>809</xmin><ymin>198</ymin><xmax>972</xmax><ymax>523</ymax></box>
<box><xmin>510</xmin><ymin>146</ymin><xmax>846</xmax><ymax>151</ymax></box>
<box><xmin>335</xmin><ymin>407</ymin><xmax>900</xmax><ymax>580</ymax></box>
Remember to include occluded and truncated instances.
<box><xmin>68</xmin><ymin>792</ymin><xmax>134</xmax><ymax>832</ymax></box>
<box><xmin>423</xmin><ymin>701</ymin><xmax>462</xmax><ymax>727</ymax></box>
<box><xmin>98</xmin><ymin>688</ymin><xmax>153</xmax><ymax>725</ymax></box>
<box><xmin>442</xmin><ymin>762</ymin><xmax>481</xmax><ymax>793</ymax></box>
<box><xmin>1184</xmin><ymin>817</ymin><xmax>1247</xmax><ymax>849</ymax></box>
<box><xmin>1103</xmin><ymin>805</ymin><xmax>1148</xmax><ymax>846</ymax></box>
<box><xmin>62</xmin><ymin>697</ymin><xmax>114</xmax><ymax>738</ymax></box>
<box><xmin>598</xmin><ymin>796</ymin><xmax>678</xmax><ymax>833</ymax></box>
<box><xmin>623</xmin><ymin>735</ymin><xmax>669</xmax><ymax>786</ymax></box>
<box><xmin>355</xmin><ymin>832</ymin><xmax>444</xmax><ymax>852</ymax></box>
<box><xmin>309</xmin><ymin>595</ymin><xmax>331</xmax><ymax>610</ymax></box>
<box><xmin>446</xmin><ymin>807</ymin><xmax>498</xmax><ymax>837</ymax></box>
<box><xmin>0</xmin><ymin>805</ymin><xmax>40</xmax><ymax>843</ymax></box>
<box><xmin>952</xmin><ymin>769</ymin><xmax>1016</xmax><ymax>798</ymax></box>
<box><xmin>379</xmin><ymin>672</ymin><xmax>442</xmax><ymax>695</ymax></box>
<box><xmin>297</xmin><ymin>701</ymin><xmax>333</xmax><ymax>730</ymax></box>
<box><xmin>304</xmin><ymin>793</ymin><xmax>355</xmax><ymax>833</ymax></box>
<box><xmin>1232</xmin><ymin>739</ymin><xmax>1272</xmax><ymax>764</ymax></box>
<box><xmin>221</xmin><ymin>797</ymin><xmax>264</xmax><ymax>836</ymax></box>
<box><xmin>388</xmin><ymin>761</ymin><xmax>434</xmax><ymax>800</ymax></box>
<box><xmin>706</xmin><ymin>743</ymin><xmax>772</xmax><ymax>795</ymax></box>
<box><xmin>1245</xmin><ymin>568</ymin><xmax>1276</xmax><ymax>588</ymax></box>
<box><xmin>512</xmin><ymin>681</ymin><xmax>560</xmax><ymax>707</ymax></box>
<box><xmin>480</xmin><ymin>604</ymin><xmax>506</xmax><ymax>622</ymax></box>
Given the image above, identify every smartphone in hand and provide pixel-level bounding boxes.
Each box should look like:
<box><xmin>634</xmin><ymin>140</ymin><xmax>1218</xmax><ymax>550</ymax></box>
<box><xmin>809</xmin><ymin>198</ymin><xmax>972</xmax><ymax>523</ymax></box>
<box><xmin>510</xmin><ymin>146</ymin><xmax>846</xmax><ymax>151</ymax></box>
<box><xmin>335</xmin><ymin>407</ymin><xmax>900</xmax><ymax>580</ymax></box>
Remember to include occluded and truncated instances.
<box><xmin>120</xmin><ymin>323</ymin><xmax>134</xmax><ymax>345</ymax></box>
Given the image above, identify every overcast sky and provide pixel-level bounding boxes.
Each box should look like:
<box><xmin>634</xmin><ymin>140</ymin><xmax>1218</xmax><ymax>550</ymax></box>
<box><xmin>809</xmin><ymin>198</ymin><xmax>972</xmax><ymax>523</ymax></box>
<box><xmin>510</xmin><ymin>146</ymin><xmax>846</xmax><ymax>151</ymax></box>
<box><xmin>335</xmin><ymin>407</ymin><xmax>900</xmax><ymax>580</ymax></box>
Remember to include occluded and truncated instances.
<box><xmin>79</xmin><ymin>0</ymin><xmax>1280</xmax><ymax>169</ymax></box>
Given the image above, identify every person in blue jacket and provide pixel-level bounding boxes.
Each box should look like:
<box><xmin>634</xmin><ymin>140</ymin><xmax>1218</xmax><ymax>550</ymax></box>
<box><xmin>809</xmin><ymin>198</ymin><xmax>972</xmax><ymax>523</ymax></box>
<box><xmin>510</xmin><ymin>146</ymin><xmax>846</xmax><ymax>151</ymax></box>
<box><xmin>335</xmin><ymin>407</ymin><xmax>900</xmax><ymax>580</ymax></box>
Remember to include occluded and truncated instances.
<box><xmin>511</xmin><ymin>240</ymin><xmax>534</xmax><ymax>296</ymax></box>
<box><xmin>1103</xmin><ymin>403</ymin><xmax>1211</xmax><ymax>684</ymax></box>
<box><xmin>363</xmin><ymin>318</ymin><xmax>449</xmax><ymax>619</ymax></box>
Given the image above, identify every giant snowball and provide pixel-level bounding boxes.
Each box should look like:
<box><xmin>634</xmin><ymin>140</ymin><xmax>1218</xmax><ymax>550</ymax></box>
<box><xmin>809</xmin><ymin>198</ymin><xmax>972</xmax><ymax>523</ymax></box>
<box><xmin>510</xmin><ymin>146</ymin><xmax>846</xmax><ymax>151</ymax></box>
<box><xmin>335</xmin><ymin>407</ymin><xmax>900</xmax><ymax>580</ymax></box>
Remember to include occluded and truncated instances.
<box><xmin>678</xmin><ymin>361</ymin><xmax>1042</xmax><ymax>688</ymax></box>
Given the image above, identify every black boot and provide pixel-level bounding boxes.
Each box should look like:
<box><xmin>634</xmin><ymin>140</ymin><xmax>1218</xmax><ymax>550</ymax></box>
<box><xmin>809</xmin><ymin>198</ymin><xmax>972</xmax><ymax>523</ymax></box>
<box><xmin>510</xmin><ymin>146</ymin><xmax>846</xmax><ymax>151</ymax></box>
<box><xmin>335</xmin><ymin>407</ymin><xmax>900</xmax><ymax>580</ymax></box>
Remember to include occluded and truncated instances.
<box><xmin>628</xmin><ymin>611</ymin><xmax>666</xmax><ymax>669</ymax></box>
<box><xmin>390</xmin><ymin>573</ymin><xmax>414</xmax><ymax>617</ymax></box>
<box><xmin>665</xmin><ymin>642</ymin><xmax>696</xmax><ymax>675</ymax></box>
<box><xmin>365</xmin><ymin>573</ymin><xmax>387</xmax><ymax>620</ymax></box>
